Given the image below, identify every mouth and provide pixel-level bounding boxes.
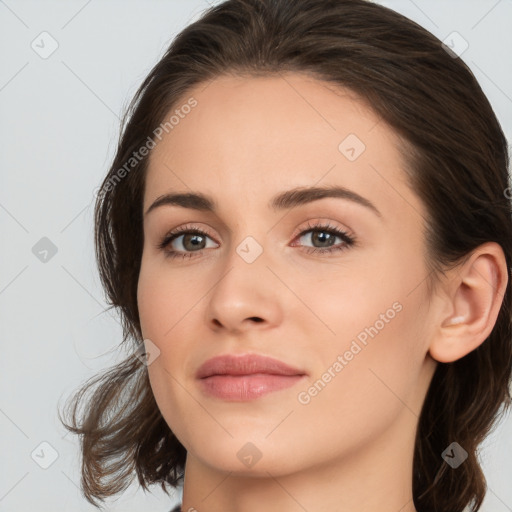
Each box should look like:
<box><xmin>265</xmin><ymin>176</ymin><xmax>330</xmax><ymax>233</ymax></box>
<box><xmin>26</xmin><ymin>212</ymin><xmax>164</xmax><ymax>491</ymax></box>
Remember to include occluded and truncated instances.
<box><xmin>198</xmin><ymin>373</ymin><xmax>306</xmax><ymax>401</ymax></box>
<box><xmin>196</xmin><ymin>353</ymin><xmax>307</xmax><ymax>401</ymax></box>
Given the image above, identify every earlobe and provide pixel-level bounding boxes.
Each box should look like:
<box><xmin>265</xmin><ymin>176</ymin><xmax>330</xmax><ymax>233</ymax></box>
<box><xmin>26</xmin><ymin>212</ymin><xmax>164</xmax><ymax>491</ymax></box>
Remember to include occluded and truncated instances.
<box><xmin>428</xmin><ymin>242</ymin><xmax>508</xmax><ymax>364</ymax></box>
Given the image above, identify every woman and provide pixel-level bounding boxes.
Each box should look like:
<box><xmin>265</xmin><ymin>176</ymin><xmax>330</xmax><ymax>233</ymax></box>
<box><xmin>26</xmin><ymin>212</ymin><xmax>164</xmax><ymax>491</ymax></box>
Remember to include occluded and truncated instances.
<box><xmin>59</xmin><ymin>0</ymin><xmax>512</xmax><ymax>511</ymax></box>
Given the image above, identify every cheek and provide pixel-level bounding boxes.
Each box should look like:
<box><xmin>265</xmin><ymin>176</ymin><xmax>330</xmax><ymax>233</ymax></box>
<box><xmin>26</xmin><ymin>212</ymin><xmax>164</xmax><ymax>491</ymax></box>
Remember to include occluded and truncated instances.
<box><xmin>297</xmin><ymin>244</ymin><xmax>427</xmax><ymax>393</ymax></box>
<box><xmin>288</xmin><ymin>261</ymin><xmax>397</xmax><ymax>351</ymax></box>
<box><xmin>137</xmin><ymin>263</ymin><xmax>191</xmax><ymax>436</ymax></box>
<box><xmin>137</xmin><ymin>260</ymin><xmax>202</xmax><ymax>402</ymax></box>
<box><xmin>137</xmin><ymin>271</ymin><xmax>168</xmax><ymax>341</ymax></box>
<box><xmin>290</xmin><ymin>293</ymin><xmax>423</xmax><ymax>458</ymax></box>
<box><xmin>137</xmin><ymin>257</ymin><xmax>196</xmax><ymax>340</ymax></box>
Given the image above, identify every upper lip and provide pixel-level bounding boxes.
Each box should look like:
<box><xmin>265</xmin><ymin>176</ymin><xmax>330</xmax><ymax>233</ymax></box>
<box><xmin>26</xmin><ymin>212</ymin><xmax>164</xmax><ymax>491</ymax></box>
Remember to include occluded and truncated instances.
<box><xmin>196</xmin><ymin>353</ymin><xmax>306</xmax><ymax>379</ymax></box>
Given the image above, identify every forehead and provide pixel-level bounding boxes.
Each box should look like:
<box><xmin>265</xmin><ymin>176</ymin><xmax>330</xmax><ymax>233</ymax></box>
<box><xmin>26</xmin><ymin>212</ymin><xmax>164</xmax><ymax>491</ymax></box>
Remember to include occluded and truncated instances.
<box><xmin>153</xmin><ymin>72</ymin><xmax>386</xmax><ymax>155</ymax></box>
<box><xmin>144</xmin><ymin>72</ymin><xmax>421</xmax><ymax>223</ymax></box>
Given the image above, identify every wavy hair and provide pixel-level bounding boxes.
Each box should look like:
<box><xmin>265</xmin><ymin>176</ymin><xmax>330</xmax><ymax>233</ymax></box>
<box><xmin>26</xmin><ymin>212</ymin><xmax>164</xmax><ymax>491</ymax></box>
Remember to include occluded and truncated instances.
<box><xmin>59</xmin><ymin>0</ymin><xmax>512</xmax><ymax>510</ymax></box>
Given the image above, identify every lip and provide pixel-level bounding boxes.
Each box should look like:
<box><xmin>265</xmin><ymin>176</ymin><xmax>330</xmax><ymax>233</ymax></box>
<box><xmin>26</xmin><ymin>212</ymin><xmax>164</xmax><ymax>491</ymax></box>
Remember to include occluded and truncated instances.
<box><xmin>196</xmin><ymin>353</ymin><xmax>307</xmax><ymax>401</ymax></box>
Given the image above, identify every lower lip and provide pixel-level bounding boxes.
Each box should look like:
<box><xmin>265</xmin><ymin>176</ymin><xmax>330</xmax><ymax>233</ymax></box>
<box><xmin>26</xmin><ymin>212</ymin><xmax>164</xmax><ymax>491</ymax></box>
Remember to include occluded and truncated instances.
<box><xmin>198</xmin><ymin>373</ymin><xmax>305</xmax><ymax>401</ymax></box>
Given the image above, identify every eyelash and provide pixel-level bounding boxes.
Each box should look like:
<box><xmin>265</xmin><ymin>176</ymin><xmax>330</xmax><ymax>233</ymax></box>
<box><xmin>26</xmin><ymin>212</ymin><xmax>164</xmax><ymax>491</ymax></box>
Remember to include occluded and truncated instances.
<box><xmin>156</xmin><ymin>221</ymin><xmax>356</xmax><ymax>260</ymax></box>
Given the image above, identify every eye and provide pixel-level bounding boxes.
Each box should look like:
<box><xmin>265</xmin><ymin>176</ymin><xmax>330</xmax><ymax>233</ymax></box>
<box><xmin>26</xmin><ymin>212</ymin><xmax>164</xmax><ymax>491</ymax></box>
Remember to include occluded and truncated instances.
<box><xmin>156</xmin><ymin>224</ymin><xmax>218</xmax><ymax>260</ymax></box>
<box><xmin>156</xmin><ymin>220</ymin><xmax>356</xmax><ymax>260</ymax></box>
<box><xmin>291</xmin><ymin>220</ymin><xmax>356</xmax><ymax>255</ymax></box>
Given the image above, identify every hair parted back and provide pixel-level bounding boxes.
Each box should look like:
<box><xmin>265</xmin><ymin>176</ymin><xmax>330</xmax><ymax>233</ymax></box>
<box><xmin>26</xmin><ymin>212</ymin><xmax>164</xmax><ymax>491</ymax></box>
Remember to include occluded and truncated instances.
<box><xmin>58</xmin><ymin>0</ymin><xmax>512</xmax><ymax>510</ymax></box>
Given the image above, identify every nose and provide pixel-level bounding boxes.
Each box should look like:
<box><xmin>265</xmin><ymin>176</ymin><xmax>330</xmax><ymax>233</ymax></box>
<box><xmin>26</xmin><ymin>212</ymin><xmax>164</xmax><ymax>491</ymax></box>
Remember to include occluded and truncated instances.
<box><xmin>204</xmin><ymin>244</ymin><xmax>283</xmax><ymax>335</ymax></box>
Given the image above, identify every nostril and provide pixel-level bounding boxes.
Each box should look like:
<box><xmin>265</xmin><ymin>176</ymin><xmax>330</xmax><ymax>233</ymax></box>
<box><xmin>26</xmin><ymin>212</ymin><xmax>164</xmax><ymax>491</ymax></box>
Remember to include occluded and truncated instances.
<box><xmin>249</xmin><ymin>317</ymin><xmax>264</xmax><ymax>323</ymax></box>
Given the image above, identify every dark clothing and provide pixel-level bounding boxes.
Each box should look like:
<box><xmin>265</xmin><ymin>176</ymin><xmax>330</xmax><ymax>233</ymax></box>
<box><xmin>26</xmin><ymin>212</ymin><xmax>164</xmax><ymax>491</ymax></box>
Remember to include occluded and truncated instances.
<box><xmin>170</xmin><ymin>506</ymin><xmax>181</xmax><ymax>512</ymax></box>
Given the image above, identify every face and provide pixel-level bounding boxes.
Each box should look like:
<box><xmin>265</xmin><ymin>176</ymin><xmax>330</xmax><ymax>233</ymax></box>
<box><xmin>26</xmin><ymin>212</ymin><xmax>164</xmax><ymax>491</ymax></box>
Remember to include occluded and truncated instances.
<box><xmin>137</xmin><ymin>73</ymin><xmax>438</xmax><ymax>476</ymax></box>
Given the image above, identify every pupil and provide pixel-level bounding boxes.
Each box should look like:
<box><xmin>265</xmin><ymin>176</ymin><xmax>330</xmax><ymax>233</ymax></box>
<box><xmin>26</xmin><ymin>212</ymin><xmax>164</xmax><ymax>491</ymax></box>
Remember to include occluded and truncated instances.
<box><xmin>185</xmin><ymin>234</ymin><xmax>204</xmax><ymax>250</ymax></box>
<box><xmin>314</xmin><ymin>231</ymin><xmax>333</xmax><ymax>247</ymax></box>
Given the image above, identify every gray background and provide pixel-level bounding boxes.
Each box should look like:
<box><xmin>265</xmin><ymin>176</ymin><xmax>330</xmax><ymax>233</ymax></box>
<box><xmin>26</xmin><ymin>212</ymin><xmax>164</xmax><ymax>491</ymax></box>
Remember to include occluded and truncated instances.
<box><xmin>1</xmin><ymin>1</ymin><xmax>511</xmax><ymax>511</ymax></box>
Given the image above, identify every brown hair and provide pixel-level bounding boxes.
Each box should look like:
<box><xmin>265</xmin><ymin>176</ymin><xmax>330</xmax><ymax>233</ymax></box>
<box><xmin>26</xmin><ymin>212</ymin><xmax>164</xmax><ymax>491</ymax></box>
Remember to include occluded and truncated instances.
<box><xmin>58</xmin><ymin>0</ymin><xmax>512</xmax><ymax>510</ymax></box>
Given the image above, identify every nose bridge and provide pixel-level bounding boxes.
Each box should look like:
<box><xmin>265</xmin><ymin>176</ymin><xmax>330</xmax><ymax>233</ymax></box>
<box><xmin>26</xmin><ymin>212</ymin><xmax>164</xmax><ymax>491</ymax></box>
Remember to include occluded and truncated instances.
<box><xmin>204</xmin><ymin>227</ymin><xmax>282</xmax><ymax>331</ymax></box>
<box><xmin>220</xmin><ymin>203</ymin><xmax>272</xmax><ymax>268</ymax></box>
<box><xmin>214</xmin><ymin>230</ymin><xmax>269</xmax><ymax>297</ymax></box>
<box><xmin>234</xmin><ymin>232</ymin><xmax>266</xmax><ymax>265</ymax></box>
<box><xmin>208</xmin><ymin>192</ymin><xmax>286</xmax><ymax>286</ymax></box>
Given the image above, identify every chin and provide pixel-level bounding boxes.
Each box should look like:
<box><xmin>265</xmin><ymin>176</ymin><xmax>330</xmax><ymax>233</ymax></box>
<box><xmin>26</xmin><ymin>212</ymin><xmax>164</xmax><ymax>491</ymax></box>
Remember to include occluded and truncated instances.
<box><xmin>186</xmin><ymin>434</ymin><xmax>304</xmax><ymax>476</ymax></box>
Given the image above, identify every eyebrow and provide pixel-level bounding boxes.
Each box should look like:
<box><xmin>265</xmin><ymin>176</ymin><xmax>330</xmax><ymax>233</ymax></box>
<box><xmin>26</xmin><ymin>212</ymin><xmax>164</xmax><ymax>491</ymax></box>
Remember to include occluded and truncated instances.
<box><xmin>144</xmin><ymin>185</ymin><xmax>382</xmax><ymax>218</ymax></box>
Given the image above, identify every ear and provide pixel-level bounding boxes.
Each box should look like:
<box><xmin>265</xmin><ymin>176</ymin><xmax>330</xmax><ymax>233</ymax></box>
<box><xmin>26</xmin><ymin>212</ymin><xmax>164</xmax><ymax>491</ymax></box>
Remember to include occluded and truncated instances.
<box><xmin>428</xmin><ymin>242</ymin><xmax>509</xmax><ymax>363</ymax></box>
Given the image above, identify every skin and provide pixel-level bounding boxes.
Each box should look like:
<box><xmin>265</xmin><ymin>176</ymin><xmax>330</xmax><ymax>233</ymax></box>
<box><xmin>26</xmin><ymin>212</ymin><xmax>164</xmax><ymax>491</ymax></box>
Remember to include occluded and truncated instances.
<box><xmin>137</xmin><ymin>73</ymin><xmax>508</xmax><ymax>512</ymax></box>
